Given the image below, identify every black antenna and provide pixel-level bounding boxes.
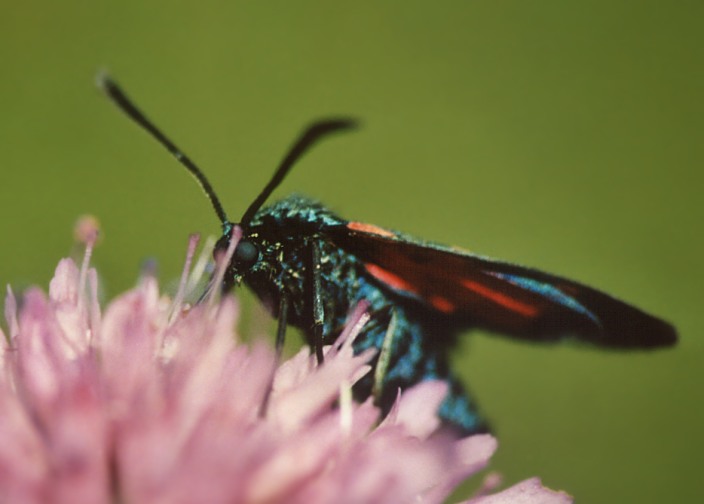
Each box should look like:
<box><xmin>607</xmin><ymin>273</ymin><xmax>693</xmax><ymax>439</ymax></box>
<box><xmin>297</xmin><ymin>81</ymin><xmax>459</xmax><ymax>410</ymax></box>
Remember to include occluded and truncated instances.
<box><xmin>239</xmin><ymin>119</ymin><xmax>358</xmax><ymax>226</ymax></box>
<box><xmin>97</xmin><ymin>73</ymin><xmax>230</xmax><ymax>227</ymax></box>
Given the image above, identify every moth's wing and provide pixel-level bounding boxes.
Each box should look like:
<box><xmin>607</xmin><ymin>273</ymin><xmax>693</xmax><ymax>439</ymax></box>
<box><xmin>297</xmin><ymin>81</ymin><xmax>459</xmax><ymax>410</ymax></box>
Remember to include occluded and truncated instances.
<box><xmin>330</xmin><ymin>223</ymin><xmax>677</xmax><ymax>348</ymax></box>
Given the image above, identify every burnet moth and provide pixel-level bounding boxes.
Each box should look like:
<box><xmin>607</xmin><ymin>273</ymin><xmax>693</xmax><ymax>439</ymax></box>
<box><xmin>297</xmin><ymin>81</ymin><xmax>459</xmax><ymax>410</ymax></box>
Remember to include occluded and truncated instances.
<box><xmin>100</xmin><ymin>76</ymin><xmax>677</xmax><ymax>433</ymax></box>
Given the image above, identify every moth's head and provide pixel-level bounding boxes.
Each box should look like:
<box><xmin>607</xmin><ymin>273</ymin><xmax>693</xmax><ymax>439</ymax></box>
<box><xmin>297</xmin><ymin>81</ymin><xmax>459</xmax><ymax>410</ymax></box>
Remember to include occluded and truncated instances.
<box><xmin>212</xmin><ymin>196</ymin><xmax>335</xmax><ymax>291</ymax></box>
<box><xmin>213</xmin><ymin>222</ymin><xmax>263</xmax><ymax>289</ymax></box>
<box><xmin>213</xmin><ymin>208</ymin><xmax>307</xmax><ymax>292</ymax></box>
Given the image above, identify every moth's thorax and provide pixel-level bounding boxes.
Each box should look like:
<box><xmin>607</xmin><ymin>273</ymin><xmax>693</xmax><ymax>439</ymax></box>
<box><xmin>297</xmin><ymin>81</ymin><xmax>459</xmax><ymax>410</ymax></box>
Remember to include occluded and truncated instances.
<box><xmin>248</xmin><ymin>195</ymin><xmax>346</xmax><ymax>231</ymax></box>
<box><xmin>228</xmin><ymin>195</ymin><xmax>354</xmax><ymax>328</ymax></box>
<box><xmin>216</xmin><ymin>195</ymin><xmax>479</xmax><ymax>432</ymax></box>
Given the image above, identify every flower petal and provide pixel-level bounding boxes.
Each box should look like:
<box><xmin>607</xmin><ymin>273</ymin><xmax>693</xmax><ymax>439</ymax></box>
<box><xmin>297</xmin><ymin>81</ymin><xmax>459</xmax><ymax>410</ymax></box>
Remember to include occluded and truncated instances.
<box><xmin>466</xmin><ymin>477</ymin><xmax>573</xmax><ymax>504</ymax></box>
<box><xmin>1</xmin><ymin>251</ymin><xmax>573</xmax><ymax>504</ymax></box>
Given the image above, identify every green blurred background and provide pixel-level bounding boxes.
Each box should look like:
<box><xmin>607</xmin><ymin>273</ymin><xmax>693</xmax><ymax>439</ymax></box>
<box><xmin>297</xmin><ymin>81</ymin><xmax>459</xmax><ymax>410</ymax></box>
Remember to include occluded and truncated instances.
<box><xmin>1</xmin><ymin>1</ymin><xmax>701</xmax><ymax>501</ymax></box>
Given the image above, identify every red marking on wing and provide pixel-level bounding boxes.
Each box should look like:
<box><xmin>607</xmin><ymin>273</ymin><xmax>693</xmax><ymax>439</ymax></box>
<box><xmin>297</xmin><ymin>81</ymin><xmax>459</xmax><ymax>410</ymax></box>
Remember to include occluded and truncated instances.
<box><xmin>460</xmin><ymin>279</ymin><xmax>539</xmax><ymax>317</ymax></box>
<box><xmin>429</xmin><ymin>295</ymin><xmax>456</xmax><ymax>314</ymax></box>
<box><xmin>365</xmin><ymin>263</ymin><xmax>417</xmax><ymax>294</ymax></box>
<box><xmin>329</xmin><ymin>226</ymin><xmax>677</xmax><ymax>347</ymax></box>
<box><xmin>347</xmin><ymin>221</ymin><xmax>396</xmax><ymax>238</ymax></box>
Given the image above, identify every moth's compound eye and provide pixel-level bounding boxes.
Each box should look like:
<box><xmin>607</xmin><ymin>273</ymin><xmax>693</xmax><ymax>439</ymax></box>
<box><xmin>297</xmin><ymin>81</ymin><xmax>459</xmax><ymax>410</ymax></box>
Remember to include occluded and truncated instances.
<box><xmin>233</xmin><ymin>239</ymin><xmax>259</xmax><ymax>268</ymax></box>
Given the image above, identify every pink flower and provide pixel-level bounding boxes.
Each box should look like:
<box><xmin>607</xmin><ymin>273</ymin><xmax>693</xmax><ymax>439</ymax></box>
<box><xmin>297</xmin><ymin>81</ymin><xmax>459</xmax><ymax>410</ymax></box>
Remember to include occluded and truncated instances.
<box><xmin>0</xmin><ymin>231</ymin><xmax>573</xmax><ymax>504</ymax></box>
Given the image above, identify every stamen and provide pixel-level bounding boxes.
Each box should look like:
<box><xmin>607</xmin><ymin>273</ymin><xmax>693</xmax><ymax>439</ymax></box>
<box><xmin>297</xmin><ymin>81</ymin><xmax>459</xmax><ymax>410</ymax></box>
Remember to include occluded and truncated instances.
<box><xmin>339</xmin><ymin>379</ymin><xmax>353</xmax><ymax>436</ymax></box>
<box><xmin>474</xmin><ymin>472</ymin><xmax>503</xmax><ymax>498</ymax></box>
<box><xmin>75</xmin><ymin>216</ymin><xmax>100</xmax><ymax>307</ymax></box>
<box><xmin>170</xmin><ymin>234</ymin><xmax>200</xmax><ymax>324</ymax></box>
<box><xmin>330</xmin><ymin>300</ymin><xmax>371</xmax><ymax>357</ymax></box>
<box><xmin>373</xmin><ymin>309</ymin><xmax>397</xmax><ymax>402</ymax></box>
<box><xmin>186</xmin><ymin>235</ymin><xmax>216</xmax><ymax>295</ymax></box>
<box><xmin>73</xmin><ymin>214</ymin><xmax>101</xmax><ymax>244</ymax></box>
<box><xmin>207</xmin><ymin>226</ymin><xmax>242</xmax><ymax>306</ymax></box>
<box><xmin>3</xmin><ymin>286</ymin><xmax>18</xmax><ymax>347</ymax></box>
<box><xmin>88</xmin><ymin>268</ymin><xmax>101</xmax><ymax>346</ymax></box>
<box><xmin>138</xmin><ymin>258</ymin><xmax>158</xmax><ymax>281</ymax></box>
<box><xmin>258</xmin><ymin>351</ymin><xmax>280</xmax><ymax>419</ymax></box>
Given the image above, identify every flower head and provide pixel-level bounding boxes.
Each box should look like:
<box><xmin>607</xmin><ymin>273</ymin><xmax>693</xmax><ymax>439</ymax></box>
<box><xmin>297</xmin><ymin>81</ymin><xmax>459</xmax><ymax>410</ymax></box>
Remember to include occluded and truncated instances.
<box><xmin>0</xmin><ymin>233</ymin><xmax>572</xmax><ymax>504</ymax></box>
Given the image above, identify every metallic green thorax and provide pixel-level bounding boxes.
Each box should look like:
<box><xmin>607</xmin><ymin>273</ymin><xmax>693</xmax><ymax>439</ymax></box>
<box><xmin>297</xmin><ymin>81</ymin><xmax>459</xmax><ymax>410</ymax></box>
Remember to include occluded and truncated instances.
<box><xmin>216</xmin><ymin>195</ymin><xmax>486</xmax><ymax>433</ymax></box>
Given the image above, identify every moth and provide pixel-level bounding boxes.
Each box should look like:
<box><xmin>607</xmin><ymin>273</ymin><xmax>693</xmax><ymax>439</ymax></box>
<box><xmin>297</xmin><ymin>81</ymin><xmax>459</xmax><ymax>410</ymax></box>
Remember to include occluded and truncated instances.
<box><xmin>100</xmin><ymin>76</ymin><xmax>677</xmax><ymax>433</ymax></box>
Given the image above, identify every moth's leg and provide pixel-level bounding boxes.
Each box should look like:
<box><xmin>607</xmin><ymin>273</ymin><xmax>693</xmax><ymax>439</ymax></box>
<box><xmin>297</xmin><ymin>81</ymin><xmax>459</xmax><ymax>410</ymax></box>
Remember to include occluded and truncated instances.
<box><xmin>276</xmin><ymin>294</ymin><xmax>289</xmax><ymax>357</ymax></box>
<box><xmin>311</xmin><ymin>239</ymin><xmax>325</xmax><ymax>364</ymax></box>
<box><xmin>259</xmin><ymin>294</ymin><xmax>289</xmax><ymax>418</ymax></box>
<box><xmin>372</xmin><ymin>309</ymin><xmax>397</xmax><ymax>403</ymax></box>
